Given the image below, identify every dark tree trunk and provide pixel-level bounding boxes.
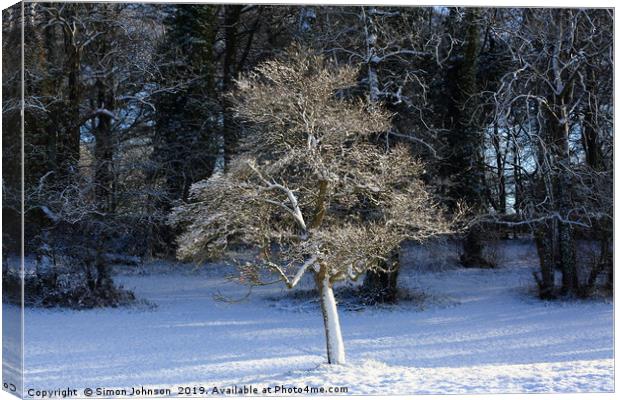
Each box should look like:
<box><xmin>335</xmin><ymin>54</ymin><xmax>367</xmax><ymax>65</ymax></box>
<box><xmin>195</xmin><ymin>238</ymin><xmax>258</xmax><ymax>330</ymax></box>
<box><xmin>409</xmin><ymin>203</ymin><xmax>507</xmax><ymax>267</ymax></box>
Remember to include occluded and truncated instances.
<box><xmin>457</xmin><ymin>10</ymin><xmax>490</xmax><ymax>269</ymax></box>
<box><xmin>93</xmin><ymin>79</ymin><xmax>115</xmax><ymax>213</ymax></box>
<box><xmin>605</xmin><ymin>234</ymin><xmax>613</xmax><ymax>292</ymax></box>
<box><xmin>95</xmin><ymin>250</ymin><xmax>112</xmax><ymax>290</ymax></box>
<box><xmin>437</xmin><ymin>9</ymin><xmax>491</xmax><ymax>269</ymax></box>
<box><xmin>59</xmin><ymin>6</ymin><xmax>82</xmax><ymax>176</ymax></box>
<box><xmin>512</xmin><ymin>137</ymin><xmax>523</xmax><ymax>218</ymax></box>
<box><xmin>493</xmin><ymin>123</ymin><xmax>507</xmax><ymax>215</ymax></box>
<box><xmin>601</xmin><ymin>232</ymin><xmax>612</xmax><ymax>292</ymax></box>
<box><xmin>460</xmin><ymin>229</ymin><xmax>492</xmax><ymax>268</ymax></box>
<box><xmin>534</xmin><ymin>225</ymin><xmax>556</xmax><ymax>299</ymax></box>
<box><xmin>362</xmin><ymin>248</ymin><xmax>399</xmax><ymax>304</ymax></box>
<box><xmin>557</xmin><ymin>217</ymin><xmax>578</xmax><ymax>296</ymax></box>
<box><xmin>582</xmin><ymin>65</ymin><xmax>603</xmax><ymax>171</ymax></box>
<box><xmin>91</xmin><ymin>36</ymin><xmax>116</xmax><ymax>285</ymax></box>
<box><xmin>553</xmin><ymin>99</ymin><xmax>579</xmax><ymax>297</ymax></box>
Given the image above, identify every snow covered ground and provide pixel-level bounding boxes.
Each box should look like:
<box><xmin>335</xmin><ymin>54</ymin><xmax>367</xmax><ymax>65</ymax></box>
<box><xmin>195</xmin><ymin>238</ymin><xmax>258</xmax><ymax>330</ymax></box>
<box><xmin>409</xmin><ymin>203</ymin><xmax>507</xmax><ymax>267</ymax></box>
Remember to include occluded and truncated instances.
<box><xmin>11</xmin><ymin>241</ymin><xmax>614</xmax><ymax>396</ymax></box>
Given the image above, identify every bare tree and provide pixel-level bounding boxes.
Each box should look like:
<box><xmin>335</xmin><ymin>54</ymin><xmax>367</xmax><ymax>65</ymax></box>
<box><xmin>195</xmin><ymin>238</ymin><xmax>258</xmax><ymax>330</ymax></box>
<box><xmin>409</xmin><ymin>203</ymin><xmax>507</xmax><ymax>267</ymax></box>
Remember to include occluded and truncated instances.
<box><xmin>170</xmin><ymin>47</ymin><xmax>453</xmax><ymax>364</ymax></box>
<box><xmin>480</xmin><ymin>8</ymin><xmax>613</xmax><ymax>298</ymax></box>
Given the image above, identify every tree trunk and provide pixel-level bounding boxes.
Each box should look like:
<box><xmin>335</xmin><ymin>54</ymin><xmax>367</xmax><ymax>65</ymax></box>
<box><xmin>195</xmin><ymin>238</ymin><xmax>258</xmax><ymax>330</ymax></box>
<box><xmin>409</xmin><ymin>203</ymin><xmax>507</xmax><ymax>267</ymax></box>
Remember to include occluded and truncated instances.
<box><xmin>555</xmin><ymin>101</ymin><xmax>579</xmax><ymax>296</ymax></box>
<box><xmin>362</xmin><ymin>249</ymin><xmax>399</xmax><ymax>303</ymax></box>
<box><xmin>601</xmin><ymin>232</ymin><xmax>613</xmax><ymax>292</ymax></box>
<box><xmin>558</xmin><ymin>214</ymin><xmax>578</xmax><ymax>296</ymax></box>
<box><xmin>492</xmin><ymin>123</ymin><xmax>507</xmax><ymax>215</ymax></box>
<box><xmin>316</xmin><ymin>266</ymin><xmax>345</xmax><ymax>365</ymax></box>
<box><xmin>534</xmin><ymin>225</ymin><xmax>555</xmax><ymax>299</ymax></box>
<box><xmin>362</xmin><ymin>7</ymin><xmax>380</xmax><ymax>103</ymax></box>
<box><xmin>580</xmin><ymin>234</ymin><xmax>608</xmax><ymax>299</ymax></box>
<box><xmin>95</xmin><ymin>250</ymin><xmax>112</xmax><ymax>290</ymax></box>
<box><xmin>512</xmin><ymin>137</ymin><xmax>523</xmax><ymax>218</ymax></box>
<box><xmin>94</xmin><ymin>79</ymin><xmax>115</xmax><ymax>213</ymax></box>
<box><xmin>460</xmin><ymin>229</ymin><xmax>492</xmax><ymax>268</ymax></box>
<box><xmin>60</xmin><ymin>5</ymin><xmax>82</xmax><ymax>176</ymax></box>
<box><xmin>445</xmin><ymin>9</ymin><xmax>490</xmax><ymax>269</ymax></box>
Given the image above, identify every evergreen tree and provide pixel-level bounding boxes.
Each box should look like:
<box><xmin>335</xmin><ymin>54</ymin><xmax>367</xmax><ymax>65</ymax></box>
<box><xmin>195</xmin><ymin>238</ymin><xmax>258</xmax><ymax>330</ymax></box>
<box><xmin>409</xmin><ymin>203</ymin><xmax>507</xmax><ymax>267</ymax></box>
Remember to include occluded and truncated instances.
<box><xmin>151</xmin><ymin>4</ymin><xmax>218</xmax><ymax>204</ymax></box>
<box><xmin>436</xmin><ymin>8</ymin><xmax>491</xmax><ymax>267</ymax></box>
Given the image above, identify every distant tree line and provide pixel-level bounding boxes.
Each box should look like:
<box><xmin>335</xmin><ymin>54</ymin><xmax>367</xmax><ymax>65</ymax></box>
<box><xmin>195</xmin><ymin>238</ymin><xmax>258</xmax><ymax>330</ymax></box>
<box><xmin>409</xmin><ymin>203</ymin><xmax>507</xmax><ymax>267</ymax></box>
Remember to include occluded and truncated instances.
<box><xmin>2</xmin><ymin>4</ymin><xmax>613</xmax><ymax>305</ymax></box>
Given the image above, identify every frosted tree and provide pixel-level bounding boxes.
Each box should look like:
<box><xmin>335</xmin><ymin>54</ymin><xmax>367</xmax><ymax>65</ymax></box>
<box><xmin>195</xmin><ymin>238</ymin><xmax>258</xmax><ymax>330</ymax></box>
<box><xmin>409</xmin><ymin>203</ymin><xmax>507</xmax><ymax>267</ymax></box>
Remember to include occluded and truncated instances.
<box><xmin>171</xmin><ymin>47</ymin><xmax>452</xmax><ymax>364</ymax></box>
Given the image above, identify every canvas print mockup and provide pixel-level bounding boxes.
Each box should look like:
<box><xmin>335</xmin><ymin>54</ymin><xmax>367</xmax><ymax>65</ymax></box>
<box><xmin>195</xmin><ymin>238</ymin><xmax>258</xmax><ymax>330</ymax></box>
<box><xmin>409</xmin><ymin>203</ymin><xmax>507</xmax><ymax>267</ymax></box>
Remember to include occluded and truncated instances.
<box><xmin>2</xmin><ymin>2</ymin><xmax>614</xmax><ymax>398</ymax></box>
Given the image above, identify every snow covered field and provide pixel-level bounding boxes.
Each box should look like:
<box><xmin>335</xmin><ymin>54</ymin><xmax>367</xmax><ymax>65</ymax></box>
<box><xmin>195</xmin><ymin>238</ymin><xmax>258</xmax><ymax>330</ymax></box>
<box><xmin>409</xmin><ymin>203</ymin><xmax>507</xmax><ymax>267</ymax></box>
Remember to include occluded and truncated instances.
<box><xmin>13</xmin><ymin>241</ymin><xmax>614</xmax><ymax>395</ymax></box>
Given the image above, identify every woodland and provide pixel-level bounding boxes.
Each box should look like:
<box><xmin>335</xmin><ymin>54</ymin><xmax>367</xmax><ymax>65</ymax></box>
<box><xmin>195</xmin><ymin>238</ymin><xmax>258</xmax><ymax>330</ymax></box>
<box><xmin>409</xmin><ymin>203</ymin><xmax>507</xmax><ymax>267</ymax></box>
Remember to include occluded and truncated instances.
<box><xmin>1</xmin><ymin>4</ymin><xmax>613</xmax><ymax>368</ymax></box>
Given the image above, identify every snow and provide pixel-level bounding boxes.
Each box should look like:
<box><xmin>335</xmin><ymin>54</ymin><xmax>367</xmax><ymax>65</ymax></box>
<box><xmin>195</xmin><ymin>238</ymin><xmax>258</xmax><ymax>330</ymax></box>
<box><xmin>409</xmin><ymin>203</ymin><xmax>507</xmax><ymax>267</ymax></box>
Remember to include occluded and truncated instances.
<box><xmin>6</xmin><ymin>241</ymin><xmax>614</xmax><ymax>396</ymax></box>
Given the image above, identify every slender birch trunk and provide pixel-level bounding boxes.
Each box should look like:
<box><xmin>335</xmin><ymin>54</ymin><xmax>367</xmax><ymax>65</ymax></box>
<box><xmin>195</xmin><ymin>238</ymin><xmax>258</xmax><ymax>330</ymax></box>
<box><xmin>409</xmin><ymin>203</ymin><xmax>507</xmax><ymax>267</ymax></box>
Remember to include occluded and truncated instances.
<box><xmin>316</xmin><ymin>265</ymin><xmax>345</xmax><ymax>365</ymax></box>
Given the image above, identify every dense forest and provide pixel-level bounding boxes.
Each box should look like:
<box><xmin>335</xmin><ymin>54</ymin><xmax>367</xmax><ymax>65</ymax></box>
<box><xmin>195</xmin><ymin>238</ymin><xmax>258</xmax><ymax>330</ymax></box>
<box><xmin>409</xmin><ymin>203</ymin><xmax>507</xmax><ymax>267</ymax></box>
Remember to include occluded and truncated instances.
<box><xmin>2</xmin><ymin>3</ymin><xmax>613</xmax><ymax>313</ymax></box>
